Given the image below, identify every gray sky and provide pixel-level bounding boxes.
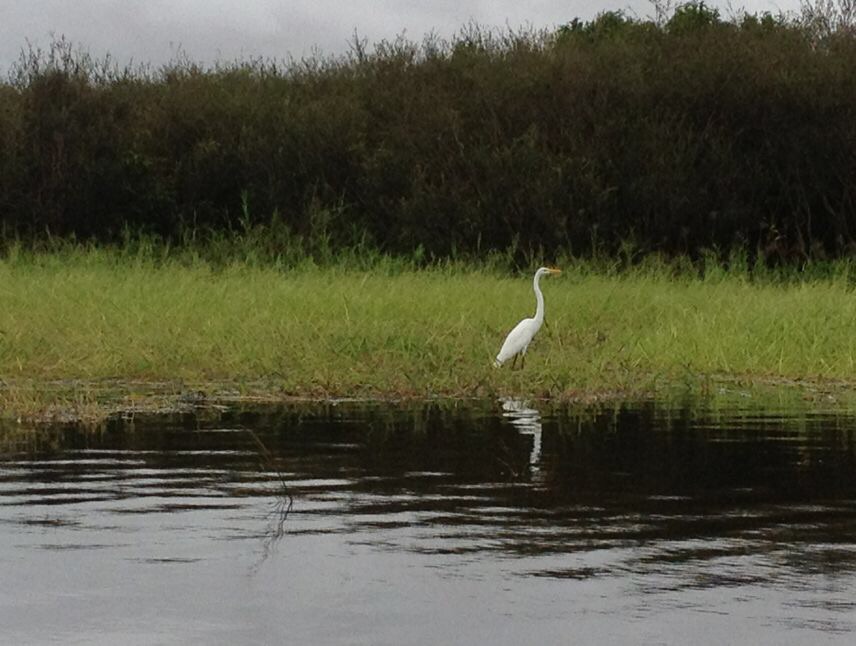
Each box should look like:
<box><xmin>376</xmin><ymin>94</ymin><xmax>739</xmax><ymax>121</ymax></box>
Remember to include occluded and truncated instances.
<box><xmin>1</xmin><ymin>0</ymin><xmax>801</xmax><ymax>73</ymax></box>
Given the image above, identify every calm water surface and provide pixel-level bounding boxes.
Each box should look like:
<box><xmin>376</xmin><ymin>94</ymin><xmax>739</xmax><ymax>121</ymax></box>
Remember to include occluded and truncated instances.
<box><xmin>1</xmin><ymin>399</ymin><xmax>856</xmax><ymax>645</ymax></box>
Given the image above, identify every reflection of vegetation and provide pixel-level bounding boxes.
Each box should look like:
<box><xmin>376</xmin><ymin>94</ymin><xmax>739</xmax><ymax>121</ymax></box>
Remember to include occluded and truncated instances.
<box><xmin>0</xmin><ymin>423</ymin><xmax>45</xmax><ymax>454</ymax></box>
<box><xmin>4</xmin><ymin>399</ymin><xmax>855</xmax><ymax>586</ymax></box>
<box><xmin>248</xmin><ymin>399</ymin><xmax>856</xmax><ymax>582</ymax></box>
<box><xmin>548</xmin><ymin>399</ymin><xmax>856</xmax><ymax>495</ymax></box>
<box><xmin>246</xmin><ymin>428</ymin><xmax>293</xmax><ymax>570</ymax></box>
<box><xmin>550</xmin><ymin>394</ymin><xmax>856</xmax><ymax>438</ymax></box>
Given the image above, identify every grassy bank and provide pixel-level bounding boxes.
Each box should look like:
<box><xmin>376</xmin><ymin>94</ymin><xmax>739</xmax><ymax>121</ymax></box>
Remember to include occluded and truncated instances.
<box><xmin>3</xmin><ymin>248</ymin><xmax>856</xmax><ymax>421</ymax></box>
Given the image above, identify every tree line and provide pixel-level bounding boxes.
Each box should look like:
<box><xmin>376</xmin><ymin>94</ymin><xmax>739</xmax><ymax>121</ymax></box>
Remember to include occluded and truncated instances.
<box><xmin>1</xmin><ymin>2</ymin><xmax>855</xmax><ymax>262</ymax></box>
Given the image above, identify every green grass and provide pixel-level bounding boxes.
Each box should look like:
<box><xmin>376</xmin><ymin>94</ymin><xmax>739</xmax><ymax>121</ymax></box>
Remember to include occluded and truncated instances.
<box><xmin>3</xmin><ymin>247</ymin><xmax>856</xmax><ymax>420</ymax></box>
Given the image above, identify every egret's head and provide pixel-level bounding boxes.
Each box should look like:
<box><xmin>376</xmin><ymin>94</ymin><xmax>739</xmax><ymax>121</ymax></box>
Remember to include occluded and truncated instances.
<box><xmin>537</xmin><ymin>266</ymin><xmax>562</xmax><ymax>277</ymax></box>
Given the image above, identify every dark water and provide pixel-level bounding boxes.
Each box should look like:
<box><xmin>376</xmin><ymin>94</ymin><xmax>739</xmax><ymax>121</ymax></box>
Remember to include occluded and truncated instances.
<box><xmin>2</xmin><ymin>399</ymin><xmax>856</xmax><ymax>645</ymax></box>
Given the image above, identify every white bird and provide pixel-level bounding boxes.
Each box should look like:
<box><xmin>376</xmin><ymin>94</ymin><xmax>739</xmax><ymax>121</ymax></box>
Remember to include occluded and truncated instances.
<box><xmin>494</xmin><ymin>267</ymin><xmax>562</xmax><ymax>368</ymax></box>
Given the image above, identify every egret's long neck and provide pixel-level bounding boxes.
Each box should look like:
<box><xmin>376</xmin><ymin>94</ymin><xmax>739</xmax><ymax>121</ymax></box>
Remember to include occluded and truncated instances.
<box><xmin>533</xmin><ymin>272</ymin><xmax>545</xmax><ymax>324</ymax></box>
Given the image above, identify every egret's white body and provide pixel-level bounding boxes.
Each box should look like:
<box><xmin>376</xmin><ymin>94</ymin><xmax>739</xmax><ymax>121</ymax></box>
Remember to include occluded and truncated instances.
<box><xmin>494</xmin><ymin>267</ymin><xmax>561</xmax><ymax>368</ymax></box>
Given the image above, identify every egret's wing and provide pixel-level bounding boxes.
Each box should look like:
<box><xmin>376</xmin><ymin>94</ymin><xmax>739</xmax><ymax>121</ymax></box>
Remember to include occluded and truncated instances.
<box><xmin>496</xmin><ymin>318</ymin><xmax>537</xmax><ymax>364</ymax></box>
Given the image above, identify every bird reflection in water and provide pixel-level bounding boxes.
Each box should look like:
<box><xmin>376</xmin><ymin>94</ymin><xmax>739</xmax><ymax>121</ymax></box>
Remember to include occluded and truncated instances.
<box><xmin>501</xmin><ymin>398</ymin><xmax>544</xmax><ymax>482</ymax></box>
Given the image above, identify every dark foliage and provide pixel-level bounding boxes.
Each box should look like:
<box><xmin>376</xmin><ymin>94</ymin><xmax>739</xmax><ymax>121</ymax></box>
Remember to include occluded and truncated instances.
<box><xmin>1</xmin><ymin>4</ymin><xmax>855</xmax><ymax>261</ymax></box>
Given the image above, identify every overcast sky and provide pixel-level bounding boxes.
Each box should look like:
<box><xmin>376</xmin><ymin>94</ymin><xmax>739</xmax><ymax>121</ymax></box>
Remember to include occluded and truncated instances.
<box><xmin>1</xmin><ymin>0</ymin><xmax>802</xmax><ymax>73</ymax></box>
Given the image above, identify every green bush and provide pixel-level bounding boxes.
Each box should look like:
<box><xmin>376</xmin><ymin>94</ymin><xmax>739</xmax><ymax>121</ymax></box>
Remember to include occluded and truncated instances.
<box><xmin>1</xmin><ymin>6</ymin><xmax>855</xmax><ymax>262</ymax></box>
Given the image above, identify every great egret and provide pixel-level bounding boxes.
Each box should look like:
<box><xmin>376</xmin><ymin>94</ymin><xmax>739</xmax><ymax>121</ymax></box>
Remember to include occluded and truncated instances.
<box><xmin>494</xmin><ymin>267</ymin><xmax>561</xmax><ymax>368</ymax></box>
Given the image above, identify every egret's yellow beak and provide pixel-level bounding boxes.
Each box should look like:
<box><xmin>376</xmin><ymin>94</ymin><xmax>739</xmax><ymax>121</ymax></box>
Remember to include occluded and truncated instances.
<box><xmin>547</xmin><ymin>268</ymin><xmax>562</xmax><ymax>275</ymax></box>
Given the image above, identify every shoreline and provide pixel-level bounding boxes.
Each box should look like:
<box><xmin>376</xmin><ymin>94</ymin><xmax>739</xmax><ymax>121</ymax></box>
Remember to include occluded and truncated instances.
<box><xmin>3</xmin><ymin>373</ymin><xmax>856</xmax><ymax>426</ymax></box>
<box><xmin>5</xmin><ymin>255</ymin><xmax>856</xmax><ymax>425</ymax></box>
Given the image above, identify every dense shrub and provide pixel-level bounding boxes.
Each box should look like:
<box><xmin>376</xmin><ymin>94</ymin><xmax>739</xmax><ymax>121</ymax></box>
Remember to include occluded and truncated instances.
<box><xmin>1</xmin><ymin>4</ymin><xmax>855</xmax><ymax>261</ymax></box>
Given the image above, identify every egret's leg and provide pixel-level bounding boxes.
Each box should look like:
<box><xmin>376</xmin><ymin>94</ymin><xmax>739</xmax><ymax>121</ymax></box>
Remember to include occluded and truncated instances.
<box><xmin>521</xmin><ymin>353</ymin><xmax>525</xmax><ymax>369</ymax></box>
<box><xmin>511</xmin><ymin>354</ymin><xmax>518</xmax><ymax>370</ymax></box>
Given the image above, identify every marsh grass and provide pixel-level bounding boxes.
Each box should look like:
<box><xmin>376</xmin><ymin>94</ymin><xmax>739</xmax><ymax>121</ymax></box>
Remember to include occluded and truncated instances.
<box><xmin>3</xmin><ymin>246</ymin><xmax>856</xmax><ymax>420</ymax></box>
